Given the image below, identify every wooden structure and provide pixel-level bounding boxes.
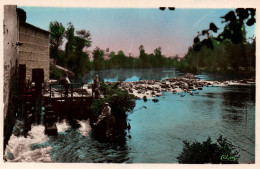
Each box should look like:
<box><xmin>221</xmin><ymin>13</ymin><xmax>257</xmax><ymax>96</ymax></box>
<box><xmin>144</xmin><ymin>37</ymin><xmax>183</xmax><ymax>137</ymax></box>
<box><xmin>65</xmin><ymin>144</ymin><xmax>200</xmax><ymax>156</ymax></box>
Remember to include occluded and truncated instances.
<box><xmin>43</xmin><ymin>83</ymin><xmax>94</xmax><ymax>131</ymax></box>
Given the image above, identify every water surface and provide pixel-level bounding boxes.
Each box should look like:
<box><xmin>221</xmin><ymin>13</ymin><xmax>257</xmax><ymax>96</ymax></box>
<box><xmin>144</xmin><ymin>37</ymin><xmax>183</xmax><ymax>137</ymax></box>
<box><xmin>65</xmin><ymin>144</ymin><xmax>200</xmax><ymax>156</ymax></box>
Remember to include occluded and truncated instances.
<box><xmin>13</xmin><ymin>68</ymin><xmax>255</xmax><ymax>163</ymax></box>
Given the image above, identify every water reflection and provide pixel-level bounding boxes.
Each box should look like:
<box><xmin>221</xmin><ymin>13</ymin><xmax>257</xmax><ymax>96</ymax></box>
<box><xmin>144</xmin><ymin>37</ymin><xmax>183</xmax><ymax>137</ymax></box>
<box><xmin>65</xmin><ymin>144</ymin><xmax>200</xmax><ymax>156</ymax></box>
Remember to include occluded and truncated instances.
<box><xmin>219</xmin><ymin>85</ymin><xmax>255</xmax><ymax>163</ymax></box>
<box><xmin>74</xmin><ymin>68</ymin><xmax>178</xmax><ymax>83</ymax></box>
<box><xmin>221</xmin><ymin>85</ymin><xmax>255</xmax><ymax>125</ymax></box>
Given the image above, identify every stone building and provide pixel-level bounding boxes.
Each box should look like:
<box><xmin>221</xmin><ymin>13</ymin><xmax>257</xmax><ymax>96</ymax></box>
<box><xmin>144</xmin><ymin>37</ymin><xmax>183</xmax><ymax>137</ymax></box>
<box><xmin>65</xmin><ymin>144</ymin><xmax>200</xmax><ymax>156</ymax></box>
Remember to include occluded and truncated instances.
<box><xmin>3</xmin><ymin>5</ymin><xmax>50</xmax><ymax>149</ymax></box>
<box><xmin>18</xmin><ymin>22</ymin><xmax>50</xmax><ymax>82</ymax></box>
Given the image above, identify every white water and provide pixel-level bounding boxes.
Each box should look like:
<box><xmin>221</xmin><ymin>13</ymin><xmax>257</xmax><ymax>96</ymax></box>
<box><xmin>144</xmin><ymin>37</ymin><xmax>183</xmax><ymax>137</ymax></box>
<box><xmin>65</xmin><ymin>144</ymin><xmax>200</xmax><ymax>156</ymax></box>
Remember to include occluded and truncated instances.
<box><xmin>4</xmin><ymin>119</ymin><xmax>92</xmax><ymax>162</ymax></box>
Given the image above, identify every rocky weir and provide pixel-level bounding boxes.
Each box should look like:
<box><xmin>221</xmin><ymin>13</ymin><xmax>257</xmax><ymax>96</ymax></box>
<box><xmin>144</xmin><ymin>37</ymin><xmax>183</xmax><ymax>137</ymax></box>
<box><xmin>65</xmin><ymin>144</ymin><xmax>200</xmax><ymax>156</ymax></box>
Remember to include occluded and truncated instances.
<box><xmin>103</xmin><ymin>73</ymin><xmax>255</xmax><ymax>100</ymax></box>
<box><xmin>47</xmin><ymin>73</ymin><xmax>255</xmax><ymax>100</ymax></box>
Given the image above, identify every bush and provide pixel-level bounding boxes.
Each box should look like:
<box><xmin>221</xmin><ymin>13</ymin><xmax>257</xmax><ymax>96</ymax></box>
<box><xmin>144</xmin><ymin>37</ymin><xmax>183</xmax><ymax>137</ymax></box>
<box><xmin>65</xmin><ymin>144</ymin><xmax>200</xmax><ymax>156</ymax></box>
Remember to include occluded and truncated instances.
<box><xmin>177</xmin><ymin>135</ymin><xmax>240</xmax><ymax>164</ymax></box>
<box><xmin>90</xmin><ymin>81</ymin><xmax>136</xmax><ymax>142</ymax></box>
<box><xmin>50</xmin><ymin>65</ymin><xmax>64</xmax><ymax>79</ymax></box>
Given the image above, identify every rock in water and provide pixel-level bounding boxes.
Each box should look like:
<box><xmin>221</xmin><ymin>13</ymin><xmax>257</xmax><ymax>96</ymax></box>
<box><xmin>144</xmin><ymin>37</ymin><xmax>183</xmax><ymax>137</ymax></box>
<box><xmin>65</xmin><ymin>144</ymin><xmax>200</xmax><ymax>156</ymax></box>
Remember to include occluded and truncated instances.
<box><xmin>143</xmin><ymin>96</ymin><xmax>148</xmax><ymax>102</ymax></box>
<box><xmin>152</xmin><ymin>98</ymin><xmax>159</xmax><ymax>103</ymax></box>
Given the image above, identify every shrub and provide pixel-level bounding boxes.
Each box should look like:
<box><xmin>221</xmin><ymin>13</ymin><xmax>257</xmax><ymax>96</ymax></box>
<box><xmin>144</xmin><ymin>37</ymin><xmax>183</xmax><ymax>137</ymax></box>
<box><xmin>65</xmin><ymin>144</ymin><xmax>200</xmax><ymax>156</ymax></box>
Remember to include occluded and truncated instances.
<box><xmin>50</xmin><ymin>65</ymin><xmax>64</xmax><ymax>79</ymax></box>
<box><xmin>177</xmin><ymin>135</ymin><xmax>240</xmax><ymax>164</ymax></box>
<box><xmin>90</xmin><ymin>81</ymin><xmax>136</xmax><ymax>142</ymax></box>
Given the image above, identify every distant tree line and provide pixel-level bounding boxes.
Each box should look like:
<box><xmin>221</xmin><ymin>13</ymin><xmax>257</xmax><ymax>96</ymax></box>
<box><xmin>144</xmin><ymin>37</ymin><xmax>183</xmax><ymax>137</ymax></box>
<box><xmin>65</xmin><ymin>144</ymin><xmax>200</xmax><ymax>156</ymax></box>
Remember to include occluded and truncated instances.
<box><xmin>173</xmin><ymin>8</ymin><xmax>256</xmax><ymax>76</ymax></box>
<box><xmin>92</xmin><ymin>46</ymin><xmax>177</xmax><ymax>71</ymax></box>
<box><xmin>49</xmin><ymin>22</ymin><xmax>177</xmax><ymax>79</ymax></box>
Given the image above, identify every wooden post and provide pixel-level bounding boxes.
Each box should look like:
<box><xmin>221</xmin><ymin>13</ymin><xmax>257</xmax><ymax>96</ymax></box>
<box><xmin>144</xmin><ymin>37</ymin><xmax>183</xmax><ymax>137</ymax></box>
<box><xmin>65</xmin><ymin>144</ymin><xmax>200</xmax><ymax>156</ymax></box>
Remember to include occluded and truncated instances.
<box><xmin>60</xmin><ymin>84</ymin><xmax>62</xmax><ymax>101</ymax></box>
<box><xmin>71</xmin><ymin>84</ymin><xmax>73</xmax><ymax>98</ymax></box>
<box><xmin>49</xmin><ymin>84</ymin><xmax>51</xmax><ymax>98</ymax></box>
<box><xmin>82</xmin><ymin>83</ymin><xmax>83</xmax><ymax>97</ymax></box>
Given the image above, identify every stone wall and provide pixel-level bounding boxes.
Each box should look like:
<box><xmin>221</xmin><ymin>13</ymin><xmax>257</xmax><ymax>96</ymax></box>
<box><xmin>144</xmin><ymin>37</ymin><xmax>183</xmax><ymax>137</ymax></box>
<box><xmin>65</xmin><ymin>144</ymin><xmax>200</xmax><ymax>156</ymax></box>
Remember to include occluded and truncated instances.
<box><xmin>18</xmin><ymin>23</ymin><xmax>50</xmax><ymax>82</ymax></box>
<box><xmin>3</xmin><ymin>5</ymin><xmax>19</xmax><ymax>119</ymax></box>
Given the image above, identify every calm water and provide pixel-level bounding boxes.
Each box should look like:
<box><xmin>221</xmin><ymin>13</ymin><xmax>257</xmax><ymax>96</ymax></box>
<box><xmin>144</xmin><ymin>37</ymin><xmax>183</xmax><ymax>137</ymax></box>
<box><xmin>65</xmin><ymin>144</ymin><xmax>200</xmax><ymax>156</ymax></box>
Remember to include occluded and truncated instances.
<box><xmin>73</xmin><ymin>68</ymin><xmax>180</xmax><ymax>83</ymax></box>
<box><xmin>34</xmin><ymin>68</ymin><xmax>255</xmax><ymax>163</ymax></box>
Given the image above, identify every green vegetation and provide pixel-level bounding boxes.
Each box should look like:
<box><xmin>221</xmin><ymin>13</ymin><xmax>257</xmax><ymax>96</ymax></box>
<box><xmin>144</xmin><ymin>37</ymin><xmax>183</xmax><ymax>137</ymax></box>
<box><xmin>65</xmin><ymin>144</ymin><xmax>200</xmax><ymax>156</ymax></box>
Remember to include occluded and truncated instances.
<box><xmin>50</xmin><ymin>65</ymin><xmax>64</xmax><ymax>79</ymax></box>
<box><xmin>173</xmin><ymin>8</ymin><xmax>256</xmax><ymax>76</ymax></box>
<box><xmin>90</xmin><ymin>82</ymin><xmax>136</xmax><ymax>142</ymax></box>
<box><xmin>49</xmin><ymin>21</ymin><xmax>92</xmax><ymax>78</ymax></box>
<box><xmin>93</xmin><ymin>45</ymin><xmax>177</xmax><ymax>70</ymax></box>
<box><xmin>177</xmin><ymin>135</ymin><xmax>240</xmax><ymax>164</ymax></box>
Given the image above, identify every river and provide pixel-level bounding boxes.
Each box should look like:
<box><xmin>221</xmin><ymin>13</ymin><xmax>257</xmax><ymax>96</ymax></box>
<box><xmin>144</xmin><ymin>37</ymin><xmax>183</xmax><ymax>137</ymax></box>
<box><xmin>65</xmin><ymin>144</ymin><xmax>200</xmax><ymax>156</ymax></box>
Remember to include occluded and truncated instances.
<box><xmin>5</xmin><ymin>68</ymin><xmax>255</xmax><ymax>163</ymax></box>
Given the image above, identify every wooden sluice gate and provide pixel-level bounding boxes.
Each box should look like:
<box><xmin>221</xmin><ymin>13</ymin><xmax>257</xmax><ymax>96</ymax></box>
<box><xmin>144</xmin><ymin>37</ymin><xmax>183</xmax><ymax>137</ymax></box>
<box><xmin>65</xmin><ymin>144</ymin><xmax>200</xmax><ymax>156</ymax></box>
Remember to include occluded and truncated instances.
<box><xmin>17</xmin><ymin>64</ymin><xmax>94</xmax><ymax>136</ymax></box>
<box><xmin>43</xmin><ymin>83</ymin><xmax>94</xmax><ymax>135</ymax></box>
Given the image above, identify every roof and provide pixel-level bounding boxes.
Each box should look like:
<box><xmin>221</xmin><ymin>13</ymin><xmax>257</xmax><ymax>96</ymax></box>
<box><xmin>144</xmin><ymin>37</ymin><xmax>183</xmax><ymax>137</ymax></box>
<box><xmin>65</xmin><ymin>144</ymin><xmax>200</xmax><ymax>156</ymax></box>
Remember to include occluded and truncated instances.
<box><xmin>20</xmin><ymin>22</ymin><xmax>50</xmax><ymax>34</ymax></box>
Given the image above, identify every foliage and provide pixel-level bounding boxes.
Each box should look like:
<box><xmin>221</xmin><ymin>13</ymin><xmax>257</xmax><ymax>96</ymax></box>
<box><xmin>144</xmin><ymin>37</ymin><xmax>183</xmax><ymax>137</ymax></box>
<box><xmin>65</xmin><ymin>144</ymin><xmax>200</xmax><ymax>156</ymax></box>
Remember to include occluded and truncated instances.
<box><xmin>50</xmin><ymin>65</ymin><xmax>64</xmax><ymax>79</ymax></box>
<box><xmin>49</xmin><ymin>21</ymin><xmax>92</xmax><ymax>78</ymax></box>
<box><xmin>49</xmin><ymin>21</ymin><xmax>65</xmax><ymax>49</ymax></box>
<box><xmin>177</xmin><ymin>135</ymin><xmax>240</xmax><ymax>164</ymax></box>
<box><xmin>49</xmin><ymin>21</ymin><xmax>65</xmax><ymax>60</ymax></box>
<box><xmin>92</xmin><ymin>47</ymin><xmax>104</xmax><ymax>71</ymax></box>
<box><xmin>91</xmin><ymin>81</ymin><xmax>136</xmax><ymax>120</ymax></box>
<box><xmin>174</xmin><ymin>8</ymin><xmax>255</xmax><ymax>75</ymax></box>
<box><xmin>90</xmin><ymin>81</ymin><xmax>136</xmax><ymax>142</ymax></box>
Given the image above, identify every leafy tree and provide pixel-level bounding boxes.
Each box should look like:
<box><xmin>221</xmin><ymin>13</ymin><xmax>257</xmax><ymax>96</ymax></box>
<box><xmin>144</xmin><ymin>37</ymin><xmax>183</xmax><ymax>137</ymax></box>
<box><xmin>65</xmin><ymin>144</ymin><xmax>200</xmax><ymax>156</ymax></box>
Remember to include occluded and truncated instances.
<box><xmin>176</xmin><ymin>8</ymin><xmax>256</xmax><ymax>75</ymax></box>
<box><xmin>65</xmin><ymin>22</ymin><xmax>75</xmax><ymax>67</ymax></box>
<box><xmin>93</xmin><ymin>47</ymin><xmax>104</xmax><ymax>71</ymax></box>
<box><xmin>154</xmin><ymin>47</ymin><xmax>164</xmax><ymax>67</ymax></box>
<box><xmin>138</xmin><ymin>45</ymin><xmax>151</xmax><ymax>68</ymax></box>
<box><xmin>49</xmin><ymin>21</ymin><xmax>65</xmax><ymax>50</ymax></box>
<box><xmin>62</xmin><ymin>22</ymin><xmax>92</xmax><ymax>78</ymax></box>
<box><xmin>49</xmin><ymin>21</ymin><xmax>65</xmax><ymax>60</ymax></box>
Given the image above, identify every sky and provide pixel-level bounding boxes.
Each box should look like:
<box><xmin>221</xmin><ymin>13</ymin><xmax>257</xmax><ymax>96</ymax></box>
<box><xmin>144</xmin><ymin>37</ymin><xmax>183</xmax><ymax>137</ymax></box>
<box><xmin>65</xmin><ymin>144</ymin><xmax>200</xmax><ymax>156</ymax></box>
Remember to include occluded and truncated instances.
<box><xmin>19</xmin><ymin>7</ymin><xmax>255</xmax><ymax>58</ymax></box>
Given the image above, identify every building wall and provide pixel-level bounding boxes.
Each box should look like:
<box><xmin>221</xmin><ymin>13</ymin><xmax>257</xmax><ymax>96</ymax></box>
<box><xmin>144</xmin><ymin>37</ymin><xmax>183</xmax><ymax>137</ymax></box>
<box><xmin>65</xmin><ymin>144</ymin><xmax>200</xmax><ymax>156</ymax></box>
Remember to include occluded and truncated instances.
<box><xmin>18</xmin><ymin>23</ymin><xmax>50</xmax><ymax>82</ymax></box>
<box><xmin>3</xmin><ymin>5</ymin><xmax>19</xmax><ymax>119</ymax></box>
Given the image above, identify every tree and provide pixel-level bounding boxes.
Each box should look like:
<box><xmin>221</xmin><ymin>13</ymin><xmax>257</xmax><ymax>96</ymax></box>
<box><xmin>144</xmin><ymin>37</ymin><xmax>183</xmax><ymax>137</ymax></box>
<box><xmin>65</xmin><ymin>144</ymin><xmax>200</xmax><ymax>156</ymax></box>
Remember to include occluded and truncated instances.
<box><xmin>63</xmin><ymin>22</ymin><xmax>92</xmax><ymax>77</ymax></box>
<box><xmin>49</xmin><ymin>21</ymin><xmax>65</xmax><ymax>60</ymax></box>
<box><xmin>93</xmin><ymin>47</ymin><xmax>104</xmax><ymax>71</ymax></box>
<box><xmin>65</xmin><ymin>22</ymin><xmax>75</xmax><ymax>67</ymax></box>
<box><xmin>178</xmin><ymin>8</ymin><xmax>256</xmax><ymax>74</ymax></box>
<box><xmin>138</xmin><ymin>45</ymin><xmax>150</xmax><ymax>68</ymax></box>
<box><xmin>154</xmin><ymin>47</ymin><xmax>164</xmax><ymax>67</ymax></box>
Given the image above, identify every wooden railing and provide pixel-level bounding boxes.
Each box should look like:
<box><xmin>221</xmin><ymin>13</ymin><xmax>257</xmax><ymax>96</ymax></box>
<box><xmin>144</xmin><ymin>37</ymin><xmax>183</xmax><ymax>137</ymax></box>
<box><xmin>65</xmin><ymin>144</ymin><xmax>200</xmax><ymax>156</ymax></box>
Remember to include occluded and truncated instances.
<box><xmin>48</xmin><ymin>83</ymin><xmax>88</xmax><ymax>98</ymax></box>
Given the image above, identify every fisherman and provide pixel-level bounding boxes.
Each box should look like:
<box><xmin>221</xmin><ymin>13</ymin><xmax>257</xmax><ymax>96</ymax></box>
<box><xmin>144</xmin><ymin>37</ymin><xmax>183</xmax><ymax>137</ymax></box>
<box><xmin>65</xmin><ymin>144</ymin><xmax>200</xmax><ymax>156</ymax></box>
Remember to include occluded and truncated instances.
<box><xmin>93</xmin><ymin>75</ymin><xmax>100</xmax><ymax>89</ymax></box>
<box><xmin>93</xmin><ymin>75</ymin><xmax>101</xmax><ymax>98</ymax></box>
<box><xmin>93</xmin><ymin>102</ymin><xmax>115</xmax><ymax>137</ymax></box>
<box><xmin>60</xmin><ymin>73</ymin><xmax>70</xmax><ymax>97</ymax></box>
<box><xmin>93</xmin><ymin>102</ymin><xmax>111</xmax><ymax>126</ymax></box>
